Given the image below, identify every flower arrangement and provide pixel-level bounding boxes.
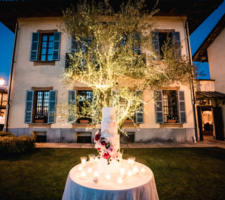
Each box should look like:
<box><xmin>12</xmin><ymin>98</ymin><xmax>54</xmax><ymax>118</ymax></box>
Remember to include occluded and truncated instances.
<box><xmin>94</xmin><ymin>130</ymin><xmax>120</xmax><ymax>164</ymax></box>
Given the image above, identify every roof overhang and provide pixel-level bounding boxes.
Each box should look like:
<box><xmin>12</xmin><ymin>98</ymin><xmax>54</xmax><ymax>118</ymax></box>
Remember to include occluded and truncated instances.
<box><xmin>0</xmin><ymin>0</ymin><xmax>223</xmax><ymax>33</ymax></box>
<box><xmin>193</xmin><ymin>13</ymin><xmax>225</xmax><ymax>62</ymax></box>
<box><xmin>196</xmin><ymin>91</ymin><xmax>225</xmax><ymax>99</ymax></box>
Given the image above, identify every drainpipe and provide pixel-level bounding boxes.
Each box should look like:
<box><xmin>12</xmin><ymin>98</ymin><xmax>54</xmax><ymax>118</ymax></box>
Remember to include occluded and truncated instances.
<box><xmin>185</xmin><ymin>19</ymin><xmax>198</xmax><ymax>141</ymax></box>
<box><xmin>5</xmin><ymin>21</ymin><xmax>19</xmax><ymax>132</ymax></box>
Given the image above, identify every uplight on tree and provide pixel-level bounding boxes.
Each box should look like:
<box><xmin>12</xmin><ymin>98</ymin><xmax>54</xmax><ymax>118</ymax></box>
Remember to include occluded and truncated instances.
<box><xmin>58</xmin><ymin>0</ymin><xmax>197</xmax><ymax>132</ymax></box>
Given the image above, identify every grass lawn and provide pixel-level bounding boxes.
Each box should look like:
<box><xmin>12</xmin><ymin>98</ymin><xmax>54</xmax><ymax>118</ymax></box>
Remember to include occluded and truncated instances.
<box><xmin>0</xmin><ymin>148</ymin><xmax>225</xmax><ymax>200</ymax></box>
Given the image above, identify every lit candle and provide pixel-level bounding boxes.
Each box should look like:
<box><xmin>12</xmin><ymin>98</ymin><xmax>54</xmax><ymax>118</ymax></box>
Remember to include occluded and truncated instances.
<box><xmin>78</xmin><ymin>166</ymin><xmax>83</xmax><ymax>171</ymax></box>
<box><xmin>117</xmin><ymin>177</ymin><xmax>123</xmax><ymax>184</ymax></box>
<box><xmin>82</xmin><ymin>159</ymin><xmax>86</xmax><ymax>167</ymax></box>
<box><xmin>128</xmin><ymin>157</ymin><xmax>135</xmax><ymax>166</ymax></box>
<box><xmin>94</xmin><ymin>171</ymin><xmax>99</xmax><ymax>177</ymax></box>
<box><xmin>141</xmin><ymin>167</ymin><xmax>145</xmax><ymax>174</ymax></box>
<box><xmin>128</xmin><ymin>170</ymin><xmax>132</xmax><ymax>177</ymax></box>
<box><xmin>120</xmin><ymin>168</ymin><xmax>126</xmax><ymax>177</ymax></box>
<box><xmin>132</xmin><ymin>166</ymin><xmax>139</xmax><ymax>175</ymax></box>
<box><xmin>93</xmin><ymin>171</ymin><xmax>99</xmax><ymax>183</ymax></box>
<box><xmin>95</xmin><ymin>157</ymin><xmax>98</xmax><ymax>162</ymax></box>
<box><xmin>81</xmin><ymin>171</ymin><xmax>86</xmax><ymax>177</ymax></box>
<box><xmin>88</xmin><ymin>168</ymin><xmax>92</xmax><ymax>173</ymax></box>
<box><xmin>80</xmin><ymin>157</ymin><xmax>87</xmax><ymax>168</ymax></box>
<box><xmin>88</xmin><ymin>154</ymin><xmax>95</xmax><ymax>164</ymax></box>
<box><xmin>106</xmin><ymin>173</ymin><xmax>111</xmax><ymax>180</ymax></box>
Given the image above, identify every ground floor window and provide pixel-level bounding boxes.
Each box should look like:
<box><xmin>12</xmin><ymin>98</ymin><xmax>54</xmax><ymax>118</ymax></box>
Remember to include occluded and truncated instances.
<box><xmin>34</xmin><ymin>91</ymin><xmax>49</xmax><ymax>123</ymax></box>
<box><xmin>77</xmin><ymin>90</ymin><xmax>93</xmax><ymax>123</ymax></box>
<box><xmin>163</xmin><ymin>90</ymin><xmax>179</xmax><ymax>123</ymax></box>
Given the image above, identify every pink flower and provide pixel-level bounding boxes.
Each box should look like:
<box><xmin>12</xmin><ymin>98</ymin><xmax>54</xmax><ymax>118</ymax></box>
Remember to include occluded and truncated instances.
<box><xmin>108</xmin><ymin>147</ymin><xmax>113</xmax><ymax>152</ymax></box>
<box><xmin>111</xmin><ymin>154</ymin><xmax>116</xmax><ymax>159</ymax></box>
<box><xmin>95</xmin><ymin>134</ymin><xmax>101</xmax><ymax>142</ymax></box>
<box><xmin>102</xmin><ymin>152</ymin><xmax>110</xmax><ymax>159</ymax></box>
<box><xmin>97</xmin><ymin>148</ymin><xmax>101</xmax><ymax>151</ymax></box>
<box><xmin>101</xmin><ymin>141</ymin><xmax>106</xmax><ymax>146</ymax></box>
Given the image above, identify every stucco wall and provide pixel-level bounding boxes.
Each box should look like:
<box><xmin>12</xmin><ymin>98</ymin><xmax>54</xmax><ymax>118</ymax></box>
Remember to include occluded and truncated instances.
<box><xmin>207</xmin><ymin>28</ymin><xmax>225</xmax><ymax>137</ymax></box>
<box><xmin>7</xmin><ymin>17</ymin><xmax>195</xmax><ymax>141</ymax></box>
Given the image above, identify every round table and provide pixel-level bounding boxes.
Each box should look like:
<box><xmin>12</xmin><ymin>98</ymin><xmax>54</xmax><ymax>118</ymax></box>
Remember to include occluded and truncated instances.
<box><xmin>62</xmin><ymin>160</ymin><xmax>159</xmax><ymax>200</ymax></box>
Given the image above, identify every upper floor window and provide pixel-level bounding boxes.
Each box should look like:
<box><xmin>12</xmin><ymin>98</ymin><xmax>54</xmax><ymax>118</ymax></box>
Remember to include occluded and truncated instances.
<box><xmin>40</xmin><ymin>34</ymin><xmax>54</xmax><ymax>61</ymax></box>
<box><xmin>152</xmin><ymin>31</ymin><xmax>181</xmax><ymax>60</ymax></box>
<box><xmin>30</xmin><ymin>32</ymin><xmax>61</xmax><ymax>62</ymax></box>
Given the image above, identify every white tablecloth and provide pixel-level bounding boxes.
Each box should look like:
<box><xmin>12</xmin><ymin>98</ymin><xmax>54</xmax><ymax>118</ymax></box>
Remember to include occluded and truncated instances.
<box><xmin>62</xmin><ymin>160</ymin><xmax>159</xmax><ymax>200</ymax></box>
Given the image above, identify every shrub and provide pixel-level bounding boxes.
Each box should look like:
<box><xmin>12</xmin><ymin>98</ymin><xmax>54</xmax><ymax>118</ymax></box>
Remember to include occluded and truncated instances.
<box><xmin>0</xmin><ymin>132</ymin><xmax>36</xmax><ymax>154</ymax></box>
<box><xmin>0</xmin><ymin>131</ymin><xmax>15</xmax><ymax>137</ymax></box>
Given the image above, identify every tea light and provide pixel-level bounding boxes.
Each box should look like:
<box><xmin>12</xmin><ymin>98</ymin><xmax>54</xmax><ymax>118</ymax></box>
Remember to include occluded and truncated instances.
<box><xmin>141</xmin><ymin>167</ymin><xmax>145</xmax><ymax>174</ymax></box>
<box><xmin>89</xmin><ymin>154</ymin><xmax>95</xmax><ymax>164</ymax></box>
<box><xmin>120</xmin><ymin>168</ymin><xmax>126</xmax><ymax>177</ymax></box>
<box><xmin>128</xmin><ymin>170</ymin><xmax>133</xmax><ymax>177</ymax></box>
<box><xmin>132</xmin><ymin>166</ymin><xmax>139</xmax><ymax>175</ymax></box>
<box><xmin>81</xmin><ymin>171</ymin><xmax>86</xmax><ymax>177</ymax></box>
<box><xmin>106</xmin><ymin>173</ymin><xmax>111</xmax><ymax>180</ymax></box>
<box><xmin>117</xmin><ymin>177</ymin><xmax>123</xmax><ymax>184</ymax></box>
<box><xmin>128</xmin><ymin>157</ymin><xmax>135</xmax><ymax>166</ymax></box>
<box><xmin>78</xmin><ymin>166</ymin><xmax>83</xmax><ymax>171</ymax></box>
<box><xmin>93</xmin><ymin>171</ymin><xmax>99</xmax><ymax>183</ymax></box>
<box><xmin>80</xmin><ymin>156</ymin><xmax>87</xmax><ymax>167</ymax></box>
<box><xmin>88</xmin><ymin>168</ymin><xmax>92</xmax><ymax>173</ymax></box>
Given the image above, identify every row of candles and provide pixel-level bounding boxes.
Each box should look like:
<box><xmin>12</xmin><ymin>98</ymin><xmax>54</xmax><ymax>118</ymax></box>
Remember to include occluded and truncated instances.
<box><xmin>79</xmin><ymin>155</ymin><xmax>145</xmax><ymax>184</ymax></box>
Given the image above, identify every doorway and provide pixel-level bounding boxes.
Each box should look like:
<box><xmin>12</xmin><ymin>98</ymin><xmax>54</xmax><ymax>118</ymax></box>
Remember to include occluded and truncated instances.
<box><xmin>197</xmin><ymin>106</ymin><xmax>224</xmax><ymax>141</ymax></box>
<box><xmin>197</xmin><ymin>107</ymin><xmax>214</xmax><ymax>141</ymax></box>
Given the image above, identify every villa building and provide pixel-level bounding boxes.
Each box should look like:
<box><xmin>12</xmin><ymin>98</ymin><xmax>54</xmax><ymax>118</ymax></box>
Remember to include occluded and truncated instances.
<box><xmin>193</xmin><ymin>14</ymin><xmax>225</xmax><ymax>141</ymax></box>
<box><xmin>0</xmin><ymin>0</ymin><xmax>223</xmax><ymax>143</ymax></box>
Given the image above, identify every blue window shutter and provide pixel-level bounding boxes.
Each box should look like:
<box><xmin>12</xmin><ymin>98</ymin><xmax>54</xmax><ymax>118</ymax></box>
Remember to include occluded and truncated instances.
<box><xmin>24</xmin><ymin>90</ymin><xmax>34</xmax><ymax>123</ymax></box>
<box><xmin>154</xmin><ymin>90</ymin><xmax>163</xmax><ymax>123</ymax></box>
<box><xmin>172</xmin><ymin>32</ymin><xmax>181</xmax><ymax>60</ymax></box>
<box><xmin>30</xmin><ymin>33</ymin><xmax>39</xmax><ymax>61</ymax></box>
<box><xmin>52</xmin><ymin>32</ymin><xmax>61</xmax><ymax>61</ymax></box>
<box><xmin>92</xmin><ymin>91</ymin><xmax>99</xmax><ymax>124</ymax></box>
<box><xmin>134</xmin><ymin>32</ymin><xmax>141</xmax><ymax>55</ymax></box>
<box><xmin>152</xmin><ymin>32</ymin><xmax>160</xmax><ymax>60</ymax></box>
<box><xmin>136</xmin><ymin>91</ymin><xmax>144</xmax><ymax>124</ymax></box>
<box><xmin>178</xmin><ymin>90</ymin><xmax>186</xmax><ymax>123</ymax></box>
<box><xmin>68</xmin><ymin>90</ymin><xmax>76</xmax><ymax>124</ymax></box>
<box><xmin>48</xmin><ymin>90</ymin><xmax>57</xmax><ymax>123</ymax></box>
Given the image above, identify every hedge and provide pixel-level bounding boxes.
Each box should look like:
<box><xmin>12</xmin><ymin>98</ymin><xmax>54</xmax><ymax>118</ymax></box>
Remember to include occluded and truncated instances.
<box><xmin>0</xmin><ymin>131</ymin><xmax>36</xmax><ymax>154</ymax></box>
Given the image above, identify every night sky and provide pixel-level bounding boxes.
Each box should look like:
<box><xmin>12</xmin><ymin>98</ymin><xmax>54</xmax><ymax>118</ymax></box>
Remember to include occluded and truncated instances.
<box><xmin>0</xmin><ymin>1</ymin><xmax>225</xmax><ymax>85</ymax></box>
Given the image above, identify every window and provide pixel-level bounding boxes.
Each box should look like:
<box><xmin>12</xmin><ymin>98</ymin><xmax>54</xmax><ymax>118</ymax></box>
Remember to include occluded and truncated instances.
<box><xmin>35</xmin><ymin>91</ymin><xmax>49</xmax><ymax>122</ymax></box>
<box><xmin>152</xmin><ymin>31</ymin><xmax>181</xmax><ymax>60</ymax></box>
<box><xmin>40</xmin><ymin>34</ymin><xmax>54</xmax><ymax>61</ymax></box>
<box><xmin>30</xmin><ymin>32</ymin><xmax>61</xmax><ymax>62</ymax></box>
<box><xmin>155</xmin><ymin>90</ymin><xmax>186</xmax><ymax>123</ymax></box>
<box><xmin>163</xmin><ymin>90</ymin><xmax>179</xmax><ymax>123</ymax></box>
<box><xmin>77</xmin><ymin>90</ymin><xmax>93</xmax><ymax>123</ymax></box>
<box><xmin>24</xmin><ymin>90</ymin><xmax>57</xmax><ymax>124</ymax></box>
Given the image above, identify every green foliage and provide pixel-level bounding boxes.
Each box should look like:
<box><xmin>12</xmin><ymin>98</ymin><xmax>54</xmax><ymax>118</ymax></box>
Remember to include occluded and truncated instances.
<box><xmin>0</xmin><ymin>132</ymin><xmax>36</xmax><ymax>155</ymax></box>
<box><xmin>59</xmin><ymin>0</ymin><xmax>197</xmax><ymax>130</ymax></box>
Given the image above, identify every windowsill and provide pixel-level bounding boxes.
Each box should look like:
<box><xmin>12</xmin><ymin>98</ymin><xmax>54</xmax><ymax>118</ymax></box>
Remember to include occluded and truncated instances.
<box><xmin>160</xmin><ymin>123</ymin><xmax>183</xmax><ymax>128</ymax></box>
<box><xmin>72</xmin><ymin>123</ymin><xmax>95</xmax><ymax>128</ymax></box>
<box><xmin>33</xmin><ymin>61</ymin><xmax>55</xmax><ymax>66</ymax></box>
<box><xmin>28</xmin><ymin>123</ymin><xmax>51</xmax><ymax>128</ymax></box>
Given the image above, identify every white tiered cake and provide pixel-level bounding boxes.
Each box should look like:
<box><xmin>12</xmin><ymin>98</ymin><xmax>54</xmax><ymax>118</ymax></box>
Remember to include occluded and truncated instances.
<box><xmin>95</xmin><ymin>107</ymin><xmax>121</xmax><ymax>174</ymax></box>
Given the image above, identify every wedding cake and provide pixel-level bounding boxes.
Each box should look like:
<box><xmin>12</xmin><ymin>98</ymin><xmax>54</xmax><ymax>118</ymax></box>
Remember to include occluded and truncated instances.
<box><xmin>94</xmin><ymin>107</ymin><xmax>121</xmax><ymax>174</ymax></box>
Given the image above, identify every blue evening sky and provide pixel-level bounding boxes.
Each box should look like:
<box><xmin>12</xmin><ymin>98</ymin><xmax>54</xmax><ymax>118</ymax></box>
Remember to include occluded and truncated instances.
<box><xmin>0</xmin><ymin>1</ymin><xmax>225</xmax><ymax>85</ymax></box>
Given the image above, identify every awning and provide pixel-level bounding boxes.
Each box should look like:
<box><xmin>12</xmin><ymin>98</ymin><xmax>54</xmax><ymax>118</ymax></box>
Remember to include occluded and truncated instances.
<box><xmin>196</xmin><ymin>91</ymin><xmax>225</xmax><ymax>99</ymax></box>
<box><xmin>196</xmin><ymin>91</ymin><xmax>225</xmax><ymax>106</ymax></box>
